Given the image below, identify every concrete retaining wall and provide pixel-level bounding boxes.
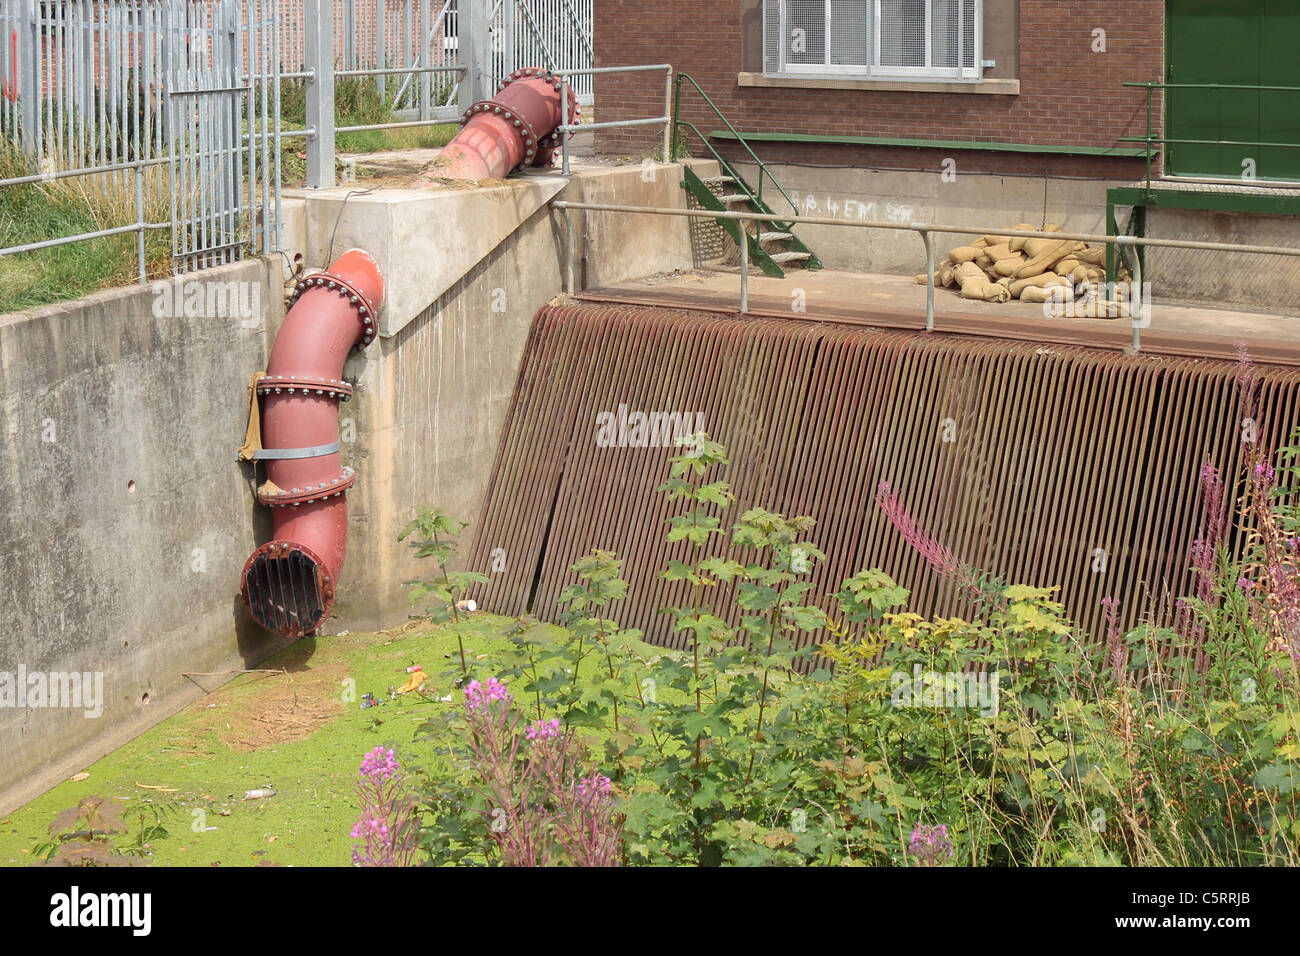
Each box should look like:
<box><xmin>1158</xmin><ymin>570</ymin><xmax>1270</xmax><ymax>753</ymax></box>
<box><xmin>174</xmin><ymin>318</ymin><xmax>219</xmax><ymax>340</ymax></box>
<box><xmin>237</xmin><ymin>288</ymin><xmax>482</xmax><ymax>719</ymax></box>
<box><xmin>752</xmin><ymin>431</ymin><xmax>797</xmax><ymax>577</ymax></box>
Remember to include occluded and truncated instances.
<box><xmin>728</xmin><ymin>160</ymin><xmax>1124</xmax><ymax>275</ymax></box>
<box><xmin>1143</xmin><ymin>208</ymin><xmax>1300</xmax><ymax>314</ymax></box>
<box><xmin>0</xmin><ymin>161</ymin><xmax>699</xmax><ymax>812</ymax></box>
<box><xmin>0</xmin><ymin>259</ymin><xmax>285</xmax><ymax>813</ymax></box>
<box><xmin>290</xmin><ymin>161</ymin><xmax>700</xmax><ymax>629</ymax></box>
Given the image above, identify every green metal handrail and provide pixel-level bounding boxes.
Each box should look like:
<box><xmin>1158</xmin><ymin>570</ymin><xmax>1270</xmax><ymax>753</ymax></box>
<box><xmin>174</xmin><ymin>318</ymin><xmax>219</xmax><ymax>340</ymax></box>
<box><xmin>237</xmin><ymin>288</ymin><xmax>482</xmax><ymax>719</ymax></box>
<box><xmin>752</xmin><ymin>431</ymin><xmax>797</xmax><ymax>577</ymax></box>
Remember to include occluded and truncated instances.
<box><xmin>1120</xmin><ymin>80</ymin><xmax>1300</xmax><ymax>190</ymax></box>
<box><xmin>671</xmin><ymin>72</ymin><xmax>801</xmax><ymax>224</ymax></box>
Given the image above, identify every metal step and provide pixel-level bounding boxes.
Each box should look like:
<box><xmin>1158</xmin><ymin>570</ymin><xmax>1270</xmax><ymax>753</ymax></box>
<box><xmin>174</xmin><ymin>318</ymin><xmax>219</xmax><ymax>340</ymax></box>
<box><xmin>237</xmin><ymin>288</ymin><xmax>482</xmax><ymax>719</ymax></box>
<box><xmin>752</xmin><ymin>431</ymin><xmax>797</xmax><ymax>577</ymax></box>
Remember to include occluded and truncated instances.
<box><xmin>758</xmin><ymin>231</ymin><xmax>793</xmax><ymax>243</ymax></box>
<box><xmin>719</xmin><ymin>193</ymin><xmax>753</xmax><ymax>204</ymax></box>
<box><xmin>701</xmin><ymin>175</ymin><xmax>736</xmax><ymax>185</ymax></box>
<box><xmin>769</xmin><ymin>251</ymin><xmax>811</xmax><ymax>264</ymax></box>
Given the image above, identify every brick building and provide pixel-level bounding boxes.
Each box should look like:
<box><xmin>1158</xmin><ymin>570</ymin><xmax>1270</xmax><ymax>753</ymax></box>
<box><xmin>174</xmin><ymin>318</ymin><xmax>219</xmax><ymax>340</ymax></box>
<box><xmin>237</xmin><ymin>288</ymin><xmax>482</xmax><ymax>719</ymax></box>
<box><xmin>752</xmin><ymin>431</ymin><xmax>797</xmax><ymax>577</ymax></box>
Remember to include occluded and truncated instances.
<box><xmin>592</xmin><ymin>1</ymin><xmax>1300</xmax><ymax>306</ymax></box>
<box><xmin>596</xmin><ymin>1</ymin><xmax>1171</xmax><ymax>175</ymax></box>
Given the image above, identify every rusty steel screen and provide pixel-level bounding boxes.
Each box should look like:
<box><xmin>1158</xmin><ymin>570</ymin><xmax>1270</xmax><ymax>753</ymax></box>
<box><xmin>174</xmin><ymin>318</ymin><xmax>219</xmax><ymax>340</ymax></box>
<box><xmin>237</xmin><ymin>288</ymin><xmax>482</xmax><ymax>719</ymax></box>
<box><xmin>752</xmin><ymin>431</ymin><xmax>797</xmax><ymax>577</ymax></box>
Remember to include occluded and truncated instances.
<box><xmin>467</xmin><ymin>301</ymin><xmax>1300</xmax><ymax>649</ymax></box>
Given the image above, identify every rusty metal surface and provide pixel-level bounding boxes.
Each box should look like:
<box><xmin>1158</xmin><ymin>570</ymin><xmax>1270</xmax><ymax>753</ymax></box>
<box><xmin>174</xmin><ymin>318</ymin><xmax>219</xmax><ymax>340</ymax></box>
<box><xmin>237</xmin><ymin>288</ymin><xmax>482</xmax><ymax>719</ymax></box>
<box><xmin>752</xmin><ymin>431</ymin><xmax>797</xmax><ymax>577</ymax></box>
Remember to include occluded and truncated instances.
<box><xmin>575</xmin><ymin>285</ymin><xmax>1300</xmax><ymax>368</ymax></box>
<box><xmin>468</xmin><ymin>301</ymin><xmax>1300</xmax><ymax>648</ymax></box>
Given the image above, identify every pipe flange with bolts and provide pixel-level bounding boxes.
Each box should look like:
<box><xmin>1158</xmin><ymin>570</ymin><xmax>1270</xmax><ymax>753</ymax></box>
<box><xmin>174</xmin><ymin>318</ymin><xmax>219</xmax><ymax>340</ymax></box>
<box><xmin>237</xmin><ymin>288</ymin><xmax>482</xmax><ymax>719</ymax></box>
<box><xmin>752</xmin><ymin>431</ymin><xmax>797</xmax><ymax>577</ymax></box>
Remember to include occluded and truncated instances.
<box><xmin>240</xmin><ymin>248</ymin><xmax>384</xmax><ymax>637</ymax></box>
<box><xmin>418</xmin><ymin>66</ymin><xmax>580</xmax><ymax>183</ymax></box>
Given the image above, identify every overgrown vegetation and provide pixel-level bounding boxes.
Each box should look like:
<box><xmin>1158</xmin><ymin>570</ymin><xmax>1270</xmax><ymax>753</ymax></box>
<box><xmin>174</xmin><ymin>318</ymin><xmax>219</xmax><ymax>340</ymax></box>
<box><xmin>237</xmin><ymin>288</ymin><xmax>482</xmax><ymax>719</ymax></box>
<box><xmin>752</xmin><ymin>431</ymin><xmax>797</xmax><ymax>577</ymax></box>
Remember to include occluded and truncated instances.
<box><xmin>33</xmin><ymin>795</ymin><xmax>177</xmax><ymax>867</ymax></box>
<box><xmin>0</xmin><ymin>143</ymin><xmax>170</xmax><ymax>313</ymax></box>
<box><xmin>0</xmin><ymin>75</ymin><xmax>460</xmax><ymax>312</ymax></box>
<box><xmin>402</xmin><ymin>372</ymin><xmax>1300</xmax><ymax>866</ymax></box>
<box><xmin>277</xmin><ymin>78</ymin><xmax>458</xmax><ymax>184</ymax></box>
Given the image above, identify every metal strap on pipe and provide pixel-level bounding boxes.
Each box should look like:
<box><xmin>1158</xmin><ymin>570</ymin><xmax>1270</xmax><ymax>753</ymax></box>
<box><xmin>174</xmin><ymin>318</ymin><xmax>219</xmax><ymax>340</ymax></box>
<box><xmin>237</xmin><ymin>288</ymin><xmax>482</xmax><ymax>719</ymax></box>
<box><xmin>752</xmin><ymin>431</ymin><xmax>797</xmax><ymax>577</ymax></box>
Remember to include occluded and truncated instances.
<box><xmin>253</xmin><ymin>441</ymin><xmax>342</xmax><ymax>460</ymax></box>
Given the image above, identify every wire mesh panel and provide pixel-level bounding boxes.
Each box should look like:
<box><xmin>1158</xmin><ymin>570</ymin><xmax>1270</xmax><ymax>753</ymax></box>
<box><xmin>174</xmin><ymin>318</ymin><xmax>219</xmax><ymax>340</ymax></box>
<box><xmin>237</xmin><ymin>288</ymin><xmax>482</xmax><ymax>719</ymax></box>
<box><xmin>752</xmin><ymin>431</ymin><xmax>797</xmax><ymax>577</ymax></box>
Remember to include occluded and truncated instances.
<box><xmin>879</xmin><ymin>0</ymin><xmax>926</xmax><ymax>69</ymax></box>
<box><xmin>830</xmin><ymin>0</ymin><xmax>871</xmax><ymax>67</ymax></box>
<box><xmin>786</xmin><ymin>0</ymin><xmax>828</xmax><ymax>67</ymax></box>
<box><xmin>763</xmin><ymin>0</ymin><xmax>978</xmax><ymax>78</ymax></box>
<box><xmin>961</xmin><ymin>0</ymin><xmax>975</xmax><ymax>70</ymax></box>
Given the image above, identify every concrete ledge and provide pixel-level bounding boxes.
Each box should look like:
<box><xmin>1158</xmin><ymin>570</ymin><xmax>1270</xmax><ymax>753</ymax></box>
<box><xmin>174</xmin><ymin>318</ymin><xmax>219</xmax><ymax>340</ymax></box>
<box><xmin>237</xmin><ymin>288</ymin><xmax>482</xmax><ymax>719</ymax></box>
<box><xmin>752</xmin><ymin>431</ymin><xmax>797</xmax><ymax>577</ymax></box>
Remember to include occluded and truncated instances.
<box><xmin>739</xmin><ymin>71</ymin><xmax>1020</xmax><ymax>95</ymax></box>
<box><xmin>288</xmin><ymin>175</ymin><xmax>569</xmax><ymax>338</ymax></box>
<box><xmin>282</xmin><ymin>161</ymin><xmax>711</xmax><ymax>338</ymax></box>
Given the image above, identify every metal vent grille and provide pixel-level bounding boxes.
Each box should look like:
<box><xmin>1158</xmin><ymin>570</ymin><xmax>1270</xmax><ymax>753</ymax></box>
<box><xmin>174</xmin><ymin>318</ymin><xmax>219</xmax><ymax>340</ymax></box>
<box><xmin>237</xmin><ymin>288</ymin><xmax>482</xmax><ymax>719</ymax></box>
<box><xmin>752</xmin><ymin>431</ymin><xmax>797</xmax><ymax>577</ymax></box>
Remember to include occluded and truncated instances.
<box><xmin>468</xmin><ymin>302</ymin><xmax>1300</xmax><ymax>650</ymax></box>
<box><xmin>242</xmin><ymin>545</ymin><xmax>327</xmax><ymax>637</ymax></box>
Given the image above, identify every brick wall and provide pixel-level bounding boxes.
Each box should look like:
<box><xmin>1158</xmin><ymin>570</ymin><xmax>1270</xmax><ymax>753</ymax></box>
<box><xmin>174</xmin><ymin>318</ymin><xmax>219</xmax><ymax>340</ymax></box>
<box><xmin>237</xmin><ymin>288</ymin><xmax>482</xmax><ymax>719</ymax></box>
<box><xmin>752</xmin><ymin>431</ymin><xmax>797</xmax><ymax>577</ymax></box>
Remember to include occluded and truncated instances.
<box><xmin>595</xmin><ymin>0</ymin><xmax>1164</xmax><ymax>178</ymax></box>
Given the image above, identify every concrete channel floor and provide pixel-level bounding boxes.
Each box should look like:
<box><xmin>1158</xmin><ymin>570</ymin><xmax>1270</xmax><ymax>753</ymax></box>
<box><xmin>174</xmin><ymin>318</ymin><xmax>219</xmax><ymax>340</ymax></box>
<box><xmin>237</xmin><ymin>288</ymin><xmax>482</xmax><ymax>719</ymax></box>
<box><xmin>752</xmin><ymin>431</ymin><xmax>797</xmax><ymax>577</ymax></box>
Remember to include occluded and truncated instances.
<box><xmin>583</xmin><ymin>267</ymin><xmax>1300</xmax><ymax>366</ymax></box>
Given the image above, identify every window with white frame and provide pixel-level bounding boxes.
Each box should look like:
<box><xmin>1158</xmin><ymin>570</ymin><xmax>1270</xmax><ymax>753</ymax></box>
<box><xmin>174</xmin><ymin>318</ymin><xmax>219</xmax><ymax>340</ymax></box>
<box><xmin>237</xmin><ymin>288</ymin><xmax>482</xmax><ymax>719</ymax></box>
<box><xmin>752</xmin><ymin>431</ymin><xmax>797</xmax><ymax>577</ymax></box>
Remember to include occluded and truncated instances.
<box><xmin>763</xmin><ymin>0</ymin><xmax>981</xmax><ymax>81</ymax></box>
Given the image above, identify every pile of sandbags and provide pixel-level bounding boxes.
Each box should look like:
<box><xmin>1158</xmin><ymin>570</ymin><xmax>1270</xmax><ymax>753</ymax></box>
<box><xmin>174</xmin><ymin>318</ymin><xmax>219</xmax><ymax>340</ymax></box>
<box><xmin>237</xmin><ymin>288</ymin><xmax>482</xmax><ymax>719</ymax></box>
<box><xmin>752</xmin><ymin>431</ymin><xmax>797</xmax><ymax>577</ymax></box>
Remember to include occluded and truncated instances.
<box><xmin>916</xmin><ymin>223</ymin><xmax>1130</xmax><ymax>308</ymax></box>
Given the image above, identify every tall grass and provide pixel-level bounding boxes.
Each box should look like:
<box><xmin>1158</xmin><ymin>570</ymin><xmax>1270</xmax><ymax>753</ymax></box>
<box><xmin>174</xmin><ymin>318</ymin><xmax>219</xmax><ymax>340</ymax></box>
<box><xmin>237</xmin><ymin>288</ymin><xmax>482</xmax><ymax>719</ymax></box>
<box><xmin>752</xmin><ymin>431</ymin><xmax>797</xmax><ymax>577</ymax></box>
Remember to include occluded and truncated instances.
<box><xmin>277</xmin><ymin>77</ymin><xmax>457</xmax><ymax>183</ymax></box>
<box><xmin>0</xmin><ymin>143</ymin><xmax>170</xmax><ymax>314</ymax></box>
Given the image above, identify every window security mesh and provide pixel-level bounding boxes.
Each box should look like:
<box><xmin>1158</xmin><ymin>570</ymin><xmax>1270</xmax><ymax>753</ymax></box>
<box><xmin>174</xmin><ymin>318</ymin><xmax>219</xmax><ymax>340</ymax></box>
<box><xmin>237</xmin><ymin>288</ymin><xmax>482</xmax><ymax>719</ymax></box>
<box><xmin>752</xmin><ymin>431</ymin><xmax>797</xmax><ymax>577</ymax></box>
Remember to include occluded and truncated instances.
<box><xmin>764</xmin><ymin>0</ymin><xmax>978</xmax><ymax>77</ymax></box>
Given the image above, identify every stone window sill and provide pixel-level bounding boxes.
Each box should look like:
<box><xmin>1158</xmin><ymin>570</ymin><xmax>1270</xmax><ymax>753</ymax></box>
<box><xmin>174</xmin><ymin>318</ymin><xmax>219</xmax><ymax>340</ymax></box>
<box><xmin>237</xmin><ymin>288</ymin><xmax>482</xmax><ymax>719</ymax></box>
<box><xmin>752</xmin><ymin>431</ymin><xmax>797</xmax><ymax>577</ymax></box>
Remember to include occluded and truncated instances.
<box><xmin>738</xmin><ymin>71</ymin><xmax>1020</xmax><ymax>96</ymax></box>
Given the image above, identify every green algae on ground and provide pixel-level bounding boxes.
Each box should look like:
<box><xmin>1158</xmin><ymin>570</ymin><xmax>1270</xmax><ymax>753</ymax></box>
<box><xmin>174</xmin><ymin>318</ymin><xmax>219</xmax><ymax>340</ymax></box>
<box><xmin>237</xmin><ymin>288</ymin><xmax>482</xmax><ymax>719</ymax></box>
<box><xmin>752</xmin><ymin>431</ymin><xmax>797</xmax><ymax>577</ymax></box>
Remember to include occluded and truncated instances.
<box><xmin>0</xmin><ymin>615</ymin><xmax>517</xmax><ymax>868</ymax></box>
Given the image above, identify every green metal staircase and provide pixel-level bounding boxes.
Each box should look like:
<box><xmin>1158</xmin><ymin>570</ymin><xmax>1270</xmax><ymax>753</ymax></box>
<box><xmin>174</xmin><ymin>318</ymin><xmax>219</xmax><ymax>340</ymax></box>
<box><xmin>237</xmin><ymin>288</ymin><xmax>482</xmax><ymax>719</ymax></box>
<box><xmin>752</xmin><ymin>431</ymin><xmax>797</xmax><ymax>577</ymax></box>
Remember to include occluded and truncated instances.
<box><xmin>672</xmin><ymin>74</ymin><xmax>822</xmax><ymax>279</ymax></box>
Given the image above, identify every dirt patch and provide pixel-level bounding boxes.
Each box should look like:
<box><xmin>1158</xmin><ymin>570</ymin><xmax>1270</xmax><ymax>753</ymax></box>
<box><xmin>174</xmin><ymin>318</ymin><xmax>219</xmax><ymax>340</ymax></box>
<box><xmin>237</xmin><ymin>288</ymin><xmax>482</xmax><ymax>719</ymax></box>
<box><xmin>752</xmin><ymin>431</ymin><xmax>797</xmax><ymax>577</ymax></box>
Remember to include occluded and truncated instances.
<box><xmin>192</xmin><ymin>663</ymin><xmax>349</xmax><ymax>753</ymax></box>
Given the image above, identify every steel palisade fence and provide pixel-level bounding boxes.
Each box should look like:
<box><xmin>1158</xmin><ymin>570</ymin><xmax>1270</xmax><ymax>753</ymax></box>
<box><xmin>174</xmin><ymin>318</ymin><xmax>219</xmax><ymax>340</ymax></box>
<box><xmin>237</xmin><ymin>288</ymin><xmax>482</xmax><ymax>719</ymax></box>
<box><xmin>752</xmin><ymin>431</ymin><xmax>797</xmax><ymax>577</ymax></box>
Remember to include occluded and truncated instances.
<box><xmin>0</xmin><ymin>0</ymin><xmax>284</xmax><ymax>276</ymax></box>
<box><xmin>0</xmin><ymin>0</ymin><xmax>597</xmax><ymax>272</ymax></box>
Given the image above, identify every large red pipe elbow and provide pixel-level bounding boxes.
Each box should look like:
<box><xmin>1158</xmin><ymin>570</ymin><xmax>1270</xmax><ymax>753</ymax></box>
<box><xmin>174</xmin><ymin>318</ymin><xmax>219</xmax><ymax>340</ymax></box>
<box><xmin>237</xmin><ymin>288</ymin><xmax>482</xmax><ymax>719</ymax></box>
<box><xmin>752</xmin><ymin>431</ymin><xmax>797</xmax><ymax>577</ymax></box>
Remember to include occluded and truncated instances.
<box><xmin>240</xmin><ymin>249</ymin><xmax>384</xmax><ymax>637</ymax></box>
<box><xmin>420</xmin><ymin>67</ymin><xmax>580</xmax><ymax>182</ymax></box>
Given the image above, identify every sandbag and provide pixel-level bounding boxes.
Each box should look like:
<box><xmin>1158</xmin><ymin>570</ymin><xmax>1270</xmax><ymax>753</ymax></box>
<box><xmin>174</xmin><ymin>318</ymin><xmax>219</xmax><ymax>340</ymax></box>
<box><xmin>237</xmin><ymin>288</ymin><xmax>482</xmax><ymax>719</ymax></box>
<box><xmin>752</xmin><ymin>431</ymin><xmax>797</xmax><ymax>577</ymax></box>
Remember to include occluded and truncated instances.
<box><xmin>994</xmin><ymin>254</ymin><xmax>1026</xmax><ymax>277</ymax></box>
<box><xmin>1020</xmin><ymin>284</ymin><xmax>1072</xmax><ymax>304</ymax></box>
<box><xmin>949</xmin><ymin>245</ymin><xmax>982</xmax><ymax>264</ymax></box>
<box><xmin>1010</xmin><ymin>272</ymin><xmax>1070</xmax><ymax>298</ymax></box>
<box><xmin>1015</xmin><ymin>238</ymin><xmax>1079</xmax><ymax>279</ymax></box>
<box><xmin>1008</xmin><ymin>223</ymin><xmax>1037</xmax><ymax>252</ymax></box>
<box><xmin>956</xmin><ymin>260</ymin><xmax>1011</xmax><ymax>302</ymax></box>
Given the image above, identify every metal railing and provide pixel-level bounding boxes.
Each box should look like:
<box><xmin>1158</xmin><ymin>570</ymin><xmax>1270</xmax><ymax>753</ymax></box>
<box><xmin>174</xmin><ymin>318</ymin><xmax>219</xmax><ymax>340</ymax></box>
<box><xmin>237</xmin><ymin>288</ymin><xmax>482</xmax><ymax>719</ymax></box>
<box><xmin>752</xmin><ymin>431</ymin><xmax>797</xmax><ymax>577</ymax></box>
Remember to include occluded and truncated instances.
<box><xmin>304</xmin><ymin>0</ymin><xmax>596</xmax><ymax>186</ymax></box>
<box><xmin>1</xmin><ymin>0</ymin><xmax>601</xmax><ymax>273</ymax></box>
<box><xmin>300</xmin><ymin>0</ymin><xmax>467</xmax><ymax>186</ymax></box>
<box><xmin>0</xmin><ymin>0</ymin><xmax>284</xmax><ymax>279</ymax></box>
<box><xmin>551</xmin><ymin>199</ymin><xmax>1300</xmax><ymax>353</ymax></box>
<box><xmin>1120</xmin><ymin>81</ymin><xmax>1300</xmax><ymax>190</ymax></box>
<box><xmin>0</xmin><ymin>156</ymin><xmax>170</xmax><ymax>280</ymax></box>
<box><xmin>557</xmin><ymin>64</ymin><xmax>671</xmax><ymax>176</ymax></box>
<box><xmin>670</xmin><ymin>71</ymin><xmax>801</xmax><ymax>223</ymax></box>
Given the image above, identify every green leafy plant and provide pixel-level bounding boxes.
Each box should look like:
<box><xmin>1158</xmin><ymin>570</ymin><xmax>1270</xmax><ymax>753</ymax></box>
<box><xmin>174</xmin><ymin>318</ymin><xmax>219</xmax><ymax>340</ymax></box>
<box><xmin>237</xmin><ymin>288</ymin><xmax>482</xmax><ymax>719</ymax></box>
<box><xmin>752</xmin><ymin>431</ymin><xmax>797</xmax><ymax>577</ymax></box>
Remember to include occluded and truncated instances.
<box><xmin>35</xmin><ymin>795</ymin><xmax>177</xmax><ymax>867</ymax></box>
<box><xmin>401</xmin><ymin>505</ymin><xmax>489</xmax><ymax>677</ymax></box>
<box><xmin>403</xmin><ymin>430</ymin><xmax>1300</xmax><ymax>867</ymax></box>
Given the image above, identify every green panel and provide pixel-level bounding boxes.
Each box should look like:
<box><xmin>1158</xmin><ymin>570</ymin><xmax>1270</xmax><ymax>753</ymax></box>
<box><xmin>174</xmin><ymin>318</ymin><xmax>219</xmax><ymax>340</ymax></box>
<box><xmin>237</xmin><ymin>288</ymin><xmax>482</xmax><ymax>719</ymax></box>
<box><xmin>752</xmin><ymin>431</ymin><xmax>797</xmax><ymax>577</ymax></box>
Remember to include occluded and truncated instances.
<box><xmin>1258</xmin><ymin>0</ymin><xmax>1300</xmax><ymax>178</ymax></box>
<box><xmin>706</xmin><ymin>129</ymin><xmax>1149</xmax><ymax>157</ymax></box>
<box><xmin>1166</xmin><ymin>0</ymin><xmax>1300</xmax><ymax>181</ymax></box>
<box><xmin>1107</xmin><ymin>185</ymin><xmax>1300</xmax><ymax>216</ymax></box>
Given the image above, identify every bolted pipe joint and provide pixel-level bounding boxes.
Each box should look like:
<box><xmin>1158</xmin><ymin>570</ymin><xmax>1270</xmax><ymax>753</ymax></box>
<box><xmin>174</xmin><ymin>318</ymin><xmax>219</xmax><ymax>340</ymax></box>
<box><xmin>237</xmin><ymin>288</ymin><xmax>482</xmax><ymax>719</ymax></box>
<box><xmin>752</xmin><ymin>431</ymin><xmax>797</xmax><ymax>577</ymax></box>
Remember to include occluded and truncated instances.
<box><xmin>418</xmin><ymin>67</ymin><xmax>580</xmax><ymax>183</ymax></box>
<box><xmin>240</xmin><ymin>249</ymin><xmax>384</xmax><ymax>637</ymax></box>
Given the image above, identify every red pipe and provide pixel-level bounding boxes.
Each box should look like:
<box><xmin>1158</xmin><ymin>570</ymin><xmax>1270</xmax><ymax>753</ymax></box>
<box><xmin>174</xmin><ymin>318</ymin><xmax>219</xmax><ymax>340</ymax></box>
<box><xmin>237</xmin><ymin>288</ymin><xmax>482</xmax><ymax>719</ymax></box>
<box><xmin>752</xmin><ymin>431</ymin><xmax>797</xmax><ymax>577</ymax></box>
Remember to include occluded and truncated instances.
<box><xmin>239</xmin><ymin>249</ymin><xmax>384</xmax><ymax>637</ymax></box>
<box><xmin>419</xmin><ymin>67</ymin><xmax>580</xmax><ymax>182</ymax></box>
